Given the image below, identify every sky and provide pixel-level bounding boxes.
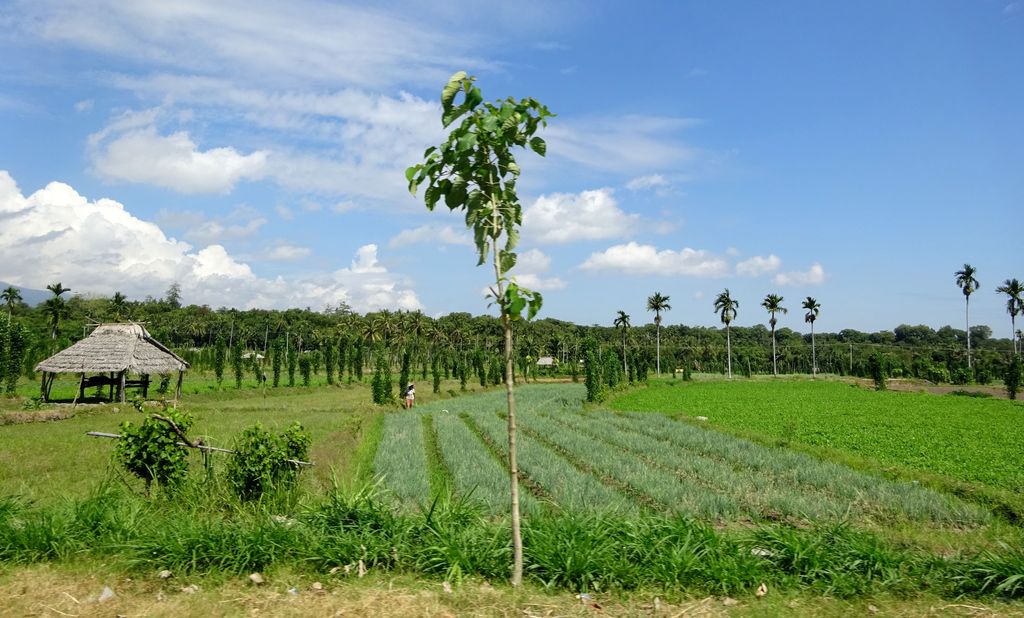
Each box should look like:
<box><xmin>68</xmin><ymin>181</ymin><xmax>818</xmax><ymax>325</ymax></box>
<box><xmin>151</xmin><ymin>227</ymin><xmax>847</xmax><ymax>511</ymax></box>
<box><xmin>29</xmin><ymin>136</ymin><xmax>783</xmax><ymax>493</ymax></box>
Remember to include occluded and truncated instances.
<box><xmin>0</xmin><ymin>0</ymin><xmax>1021</xmax><ymax>334</ymax></box>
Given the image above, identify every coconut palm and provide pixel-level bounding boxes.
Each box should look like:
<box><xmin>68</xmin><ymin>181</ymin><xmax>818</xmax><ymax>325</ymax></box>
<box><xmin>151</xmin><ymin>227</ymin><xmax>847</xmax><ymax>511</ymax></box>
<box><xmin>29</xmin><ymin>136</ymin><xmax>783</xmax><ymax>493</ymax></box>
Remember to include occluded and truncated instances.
<box><xmin>802</xmin><ymin>297</ymin><xmax>821</xmax><ymax>376</ymax></box>
<box><xmin>1</xmin><ymin>286</ymin><xmax>21</xmax><ymax>317</ymax></box>
<box><xmin>646</xmin><ymin>292</ymin><xmax>671</xmax><ymax>375</ymax></box>
<box><xmin>995</xmin><ymin>278</ymin><xmax>1024</xmax><ymax>355</ymax></box>
<box><xmin>109</xmin><ymin>291</ymin><xmax>129</xmax><ymax>322</ymax></box>
<box><xmin>761</xmin><ymin>293</ymin><xmax>787</xmax><ymax>376</ymax></box>
<box><xmin>713</xmin><ymin>289</ymin><xmax>739</xmax><ymax>379</ymax></box>
<box><xmin>614</xmin><ymin>310</ymin><xmax>631</xmax><ymax>374</ymax></box>
<box><xmin>954</xmin><ymin>264</ymin><xmax>980</xmax><ymax>368</ymax></box>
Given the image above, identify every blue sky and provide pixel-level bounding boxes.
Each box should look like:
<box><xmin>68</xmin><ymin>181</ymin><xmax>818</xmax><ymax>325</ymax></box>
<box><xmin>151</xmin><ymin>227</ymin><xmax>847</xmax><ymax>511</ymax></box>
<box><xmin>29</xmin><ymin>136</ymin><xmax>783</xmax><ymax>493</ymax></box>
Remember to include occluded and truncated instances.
<box><xmin>0</xmin><ymin>0</ymin><xmax>1020</xmax><ymax>334</ymax></box>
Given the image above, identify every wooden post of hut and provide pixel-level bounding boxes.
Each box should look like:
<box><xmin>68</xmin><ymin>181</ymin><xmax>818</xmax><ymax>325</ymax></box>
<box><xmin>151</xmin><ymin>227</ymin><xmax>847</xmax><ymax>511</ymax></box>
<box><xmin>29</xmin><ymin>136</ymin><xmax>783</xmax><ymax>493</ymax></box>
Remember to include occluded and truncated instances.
<box><xmin>117</xmin><ymin>370</ymin><xmax>126</xmax><ymax>403</ymax></box>
<box><xmin>175</xmin><ymin>370</ymin><xmax>183</xmax><ymax>401</ymax></box>
<box><xmin>39</xmin><ymin>371</ymin><xmax>48</xmax><ymax>402</ymax></box>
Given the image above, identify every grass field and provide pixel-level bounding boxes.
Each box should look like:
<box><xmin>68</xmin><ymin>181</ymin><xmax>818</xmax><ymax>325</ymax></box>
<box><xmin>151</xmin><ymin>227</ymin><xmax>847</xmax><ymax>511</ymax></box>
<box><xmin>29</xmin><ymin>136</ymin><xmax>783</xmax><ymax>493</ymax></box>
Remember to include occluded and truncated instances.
<box><xmin>608</xmin><ymin>378</ymin><xmax>1024</xmax><ymax>496</ymax></box>
<box><xmin>3</xmin><ymin>374</ymin><xmax>1024</xmax><ymax>609</ymax></box>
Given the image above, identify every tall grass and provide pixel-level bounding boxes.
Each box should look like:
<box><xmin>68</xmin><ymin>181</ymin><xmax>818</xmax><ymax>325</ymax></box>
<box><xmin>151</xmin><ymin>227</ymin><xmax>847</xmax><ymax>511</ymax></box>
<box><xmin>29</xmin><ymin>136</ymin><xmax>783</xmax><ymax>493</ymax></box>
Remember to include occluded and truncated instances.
<box><xmin>2</xmin><ymin>483</ymin><xmax>1022</xmax><ymax>600</ymax></box>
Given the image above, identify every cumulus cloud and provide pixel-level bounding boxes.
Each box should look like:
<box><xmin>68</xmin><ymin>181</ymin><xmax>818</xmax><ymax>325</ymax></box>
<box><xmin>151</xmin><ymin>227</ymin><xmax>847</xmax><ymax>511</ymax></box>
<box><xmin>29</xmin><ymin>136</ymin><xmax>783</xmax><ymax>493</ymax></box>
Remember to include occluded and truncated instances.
<box><xmin>579</xmin><ymin>242</ymin><xmax>730</xmax><ymax>277</ymax></box>
<box><xmin>90</xmin><ymin>123</ymin><xmax>268</xmax><ymax>194</ymax></box>
<box><xmin>0</xmin><ymin>170</ymin><xmax>419</xmax><ymax>312</ymax></box>
<box><xmin>544</xmin><ymin>116</ymin><xmax>700</xmax><ymax>173</ymax></box>
<box><xmin>512</xmin><ymin>248</ymin><xmax>566</xmax><ymax>291</ymax></box>
<box><xmin>773</xmin><ymin>263</ymin><xmax>826</xmax><ymax>287</ymax></box>
<box><xmin>735</xmin><ymin>254</ymin><xmax>782</xmax><ymax>277</ymax></box>
<box><xmin>388</xmin><ymin>224</ymin><xmax>471</xmax><ymax>248</ymax></box>
<box><xmin>524</xmin><ymin>189</ymin><xmax>639</xmax><ymax>244</ymax></box>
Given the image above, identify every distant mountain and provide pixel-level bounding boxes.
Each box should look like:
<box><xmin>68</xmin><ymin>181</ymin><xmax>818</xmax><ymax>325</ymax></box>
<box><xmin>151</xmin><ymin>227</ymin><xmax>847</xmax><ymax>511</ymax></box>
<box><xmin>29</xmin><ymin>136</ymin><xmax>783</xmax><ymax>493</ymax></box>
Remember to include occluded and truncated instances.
<box><xmin>0</xmin><ymin>281</ymin><xmax>50</xmax><ymax>307</ymax></box>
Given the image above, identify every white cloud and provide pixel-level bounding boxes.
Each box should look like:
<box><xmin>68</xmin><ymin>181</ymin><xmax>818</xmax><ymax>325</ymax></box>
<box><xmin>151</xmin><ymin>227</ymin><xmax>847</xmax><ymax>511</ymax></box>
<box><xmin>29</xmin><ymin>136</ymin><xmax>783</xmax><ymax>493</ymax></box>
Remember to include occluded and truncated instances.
<box><xmin>579</xmin><ymin>242</ymin><xmax>730</xmax><ymax>277</ymax></box>
<box><xmin>90</xmin><ymin>124</ymin><xmax>268</xmax><ymax>194</ymax></box>
<box><xmin>524</xmin><ymin>189</ymin><xmax>639</xmax><ymax>244</ymax></box>
<box><xmin>773</xmin><ymin>263</ymin><xmax>826</xmax><ymax>287</ymax></box>
<box><xmin>74</xmin><ymin>99</ymin><xmax>94</xmax><ymax>112</ymax></box>
<box><xmin>0</xmin><ymin>170</ymin><xmax>419</xmax><ymax>312</ymax></box>
<box><xmin>266</xmin><ymin>243</ymin><xmax>312</xmax><ymax>261</ymax></box>
<box><xmin>275</xmin><ymin>205</ymin><xmax>294</xmax><ymax>220</ymax></box>
<box><xmin>735</xmin><ymin>254</ymin><xmax>782</xmax><ymax>277</ymax></box>
<box><xmin>388</xmin><ymin>224</ymin><xmax>471</xmax><ymax>248</ymax></box>
<box><xmin>13</xmin><ymin>0</ymin><xmax>494</xmax><ymax>90</ymax></box>
<box><xmin>626</xmin><ymin>174</ymin><xmax>669</xmax><ymax>191</ymax></box>
<box><xmin>185</xmin><ymin>207</ymin><xmax>267</xmax><ymax>243</ymax></box>
<box><xmin>513</xmin><ymin>248</ymin><xmax>566</xmax><ymax>290</ymax></box>
<box><xmin>544</xmin><ymin>115</ymin><xmax>701</xmax><ymax>173</ymax></box>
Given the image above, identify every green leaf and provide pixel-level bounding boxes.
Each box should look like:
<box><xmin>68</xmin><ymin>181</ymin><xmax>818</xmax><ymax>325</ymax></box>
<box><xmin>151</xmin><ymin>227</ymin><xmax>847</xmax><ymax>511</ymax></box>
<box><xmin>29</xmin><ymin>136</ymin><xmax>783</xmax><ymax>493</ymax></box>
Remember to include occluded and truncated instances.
<box><xmin>441</xmin><ymin>71</ymin><xmax>467</xmax><ymax>111</ymax></box>
<box><xmin>529</xmin><ymin>136</ymin><xmax>546</xmax><ymax>156</ymax></box>
<box><xmin>499</xmin><ymin>250</ymin><xmax>517</xmax><ymax>274</ymax></box>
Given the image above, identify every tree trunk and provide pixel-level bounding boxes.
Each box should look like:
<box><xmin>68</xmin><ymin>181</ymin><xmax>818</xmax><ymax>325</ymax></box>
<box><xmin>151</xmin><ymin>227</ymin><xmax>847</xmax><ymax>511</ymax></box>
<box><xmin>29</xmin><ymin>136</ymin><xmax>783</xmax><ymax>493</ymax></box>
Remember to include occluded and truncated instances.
<box><xmin>726</xmin><ymin>325</ymin><xmax>732</xmax><ymax>379</ymax></box>
<box><xmin>502</xmin><ymin>312</ymin><xmax>523</xmax><ymax>586</ymax></box>
<box><xmin>771</xmin><ymin>325</ymin><xmax>777</xmax><ymax>376</ymax></box>
<box><xmin>622</xmin><ymin>332</ymin><xmax>627</xmax><ymax>375</ymax></box>
<box><xmin>811</xmin><ymin>325</ymin><xmax>817</xmax><ymax>377</ymax></box>
<box><xmin>655</xmin><ymin>323</ymin><xmax>661</xmax><ymax>375</ymax></box>
<box><xmin>966</xmin><ymin>295</ymin><xmax>972</xmax><ymax>369</ymax></box>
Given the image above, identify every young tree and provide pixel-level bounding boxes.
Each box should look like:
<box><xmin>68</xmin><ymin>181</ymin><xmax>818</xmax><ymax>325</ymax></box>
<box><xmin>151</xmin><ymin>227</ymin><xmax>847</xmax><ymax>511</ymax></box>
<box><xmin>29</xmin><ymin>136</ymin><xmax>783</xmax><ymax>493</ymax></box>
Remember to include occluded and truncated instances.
<box><xmin>713</xmin><ymin>289</ymin><xmax>739</xmax><ymax>379</ymax></box>
<box><xmin>407</xmin><ymin>71</ymin><xmax>550</xmax><ymax>586</ymax></box>
<box><xmin>646</xmin><ymin>293</ymin><xmax>671</xmax><ymax>375</ymax></box>
<box><xmin>761</xmin><ymin>293</ymin><xmax>787</xmax><ymax>376</ymax></box>
<box><xmin>613</xmin><ymin>310</ymin><xmax>630</xmax><ymax>375</ymax></box>
<box><xmin>109</xmin><ymin>291</ymin><xmax>129</xmax><ymax>321</ymax></box>
<box><xmin>802</xmin><ymin>296</ymin><xmax>822</xmax><ymax>376</ymax></box>
<box><xmin>954</xmin><ymin>264</ymin><xmax>980</xmax><ymax>368</ymax></box>
<box><xmin>995</xmin><ymin>278</ymin><xmax>1023</xmax><ymax>355</ymax></box>
<box><xmin>1</xmin><ymin>286</ymin><xmax>21</xmax><ymax>317</ymax></box>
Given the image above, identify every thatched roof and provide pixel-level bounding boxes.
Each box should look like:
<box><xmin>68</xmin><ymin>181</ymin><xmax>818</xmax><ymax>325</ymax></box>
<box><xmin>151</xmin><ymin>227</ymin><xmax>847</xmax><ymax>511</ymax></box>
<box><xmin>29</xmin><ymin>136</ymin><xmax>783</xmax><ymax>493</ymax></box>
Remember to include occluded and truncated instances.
<box><xmin>35</xmin><ymin>323</ymin><xmax>189</xmax><ymax>375</ymax></box>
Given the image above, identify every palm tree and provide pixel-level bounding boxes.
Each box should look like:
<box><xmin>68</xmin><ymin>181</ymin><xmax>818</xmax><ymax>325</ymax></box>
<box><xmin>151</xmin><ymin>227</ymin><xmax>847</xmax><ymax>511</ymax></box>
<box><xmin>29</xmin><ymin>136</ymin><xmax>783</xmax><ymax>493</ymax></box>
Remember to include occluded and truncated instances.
<box><xmin>954</xmin><ymin>264</ymin><xmax>980</xmax><ymax>368</ymax></box>
<box><xmin>995</xmin><ymin>278</ymin><xmax>1024</xmax><ymax>355</ymax></box>
<box><xmin>761</xmin><ymin>293</ymin><xmax>787</xmax><ymax>376</ymax></box>
<box><xmin>802</xmin><ymin>296</ymin><xmax>821</xmax><ymax>376</ymax></box>
<box><xmin>109</xmin><ymin>291</ymin><xmax>128</xmax><ymax>322</ymax></box>
<box><xmin>646</xmin><ymin>292</ymin><xmax>671</xmax><ymax>375</ymax></box>
<box><xmin>713</xmin><ymin>289</ymin><xmax>739</xmax><ymax>379</ymax></box>
<box><xmin>1</xmin><ymin>286</ymin><xmax>21</xmax><ymax>317</ymax></box>
<box><xmin>614</xmin><ymin>310</ymin><xmax>631</xmax><ymax>374</ymax></box>
<box><xmin>44</xmin><ymin>282</ymin><xmax>71</xmax><ymax>341</ymax></box>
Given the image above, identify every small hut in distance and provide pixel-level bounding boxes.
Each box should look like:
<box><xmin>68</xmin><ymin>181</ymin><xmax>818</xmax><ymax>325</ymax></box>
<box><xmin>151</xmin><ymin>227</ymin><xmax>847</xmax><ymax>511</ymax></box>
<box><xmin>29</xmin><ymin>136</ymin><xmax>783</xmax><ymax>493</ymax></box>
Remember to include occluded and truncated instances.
<box><xmin>35</xmin><ymin>323</ymin><xmax>189</xmax><ymax>403</ymax></box>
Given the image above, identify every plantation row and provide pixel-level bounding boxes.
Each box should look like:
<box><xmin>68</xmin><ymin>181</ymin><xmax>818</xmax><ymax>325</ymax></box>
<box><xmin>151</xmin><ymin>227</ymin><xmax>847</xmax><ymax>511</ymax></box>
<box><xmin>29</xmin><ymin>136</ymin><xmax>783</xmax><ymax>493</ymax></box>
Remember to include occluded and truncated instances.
<box><xmin>373</xmin><ymin>384</ymin><xmax>988</xmax><ymax>526</ymax></box>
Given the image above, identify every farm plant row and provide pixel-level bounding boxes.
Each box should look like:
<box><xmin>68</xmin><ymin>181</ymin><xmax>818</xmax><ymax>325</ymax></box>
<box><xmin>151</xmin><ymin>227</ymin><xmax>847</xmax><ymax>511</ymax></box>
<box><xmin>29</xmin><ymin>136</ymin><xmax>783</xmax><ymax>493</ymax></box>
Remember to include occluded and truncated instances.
<box><xmin>374</xmin><ymin>385</ymin><xmax>988</xmax><ymax>526</ymax></box>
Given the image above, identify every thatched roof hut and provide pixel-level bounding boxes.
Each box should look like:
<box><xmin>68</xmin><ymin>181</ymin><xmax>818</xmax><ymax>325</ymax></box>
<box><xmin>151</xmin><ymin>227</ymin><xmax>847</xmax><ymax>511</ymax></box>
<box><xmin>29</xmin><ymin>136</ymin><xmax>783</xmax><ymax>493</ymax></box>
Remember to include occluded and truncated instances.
<box><xmin>35</xmin><ymin>323</ymin><xmax>189</xmax><ymax>403</ymax></box>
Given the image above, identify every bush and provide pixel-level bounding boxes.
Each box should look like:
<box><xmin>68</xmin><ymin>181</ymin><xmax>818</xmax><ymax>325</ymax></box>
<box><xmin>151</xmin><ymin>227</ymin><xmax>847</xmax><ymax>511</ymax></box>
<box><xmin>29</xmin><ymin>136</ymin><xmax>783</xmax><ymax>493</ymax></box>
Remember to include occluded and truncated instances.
<box><xmin>226</xmin><ymin>422</ymin><xmax>311</xmax><ymax>501</ymax></box>
<box><xmin>116</xmin><ymin>410</ymin><xmax>194</xmax><ymax>493</ymax></box>
<box><xmin>299</xmin><ymin>355</ymin><xmax>312</xmax><ymax>386</ymax></box>
<box><xmin>867</xmin><ymin>353</ymin><xmax>887</xmax><ymax>391</ymax></box>
<box><xmin>1005</xmin><ymin>357</ymin><xmax>1022</xmax><ymax>400</ymax></box>
<box><xmin>951</xmin><ymin>367</ymin><xmax>971</xmax><ymax>386</ymax></box>
<box><xmin>371</xmin><ymin>348</ymin><xmax>393</xmax><ymax>404</ymax></box>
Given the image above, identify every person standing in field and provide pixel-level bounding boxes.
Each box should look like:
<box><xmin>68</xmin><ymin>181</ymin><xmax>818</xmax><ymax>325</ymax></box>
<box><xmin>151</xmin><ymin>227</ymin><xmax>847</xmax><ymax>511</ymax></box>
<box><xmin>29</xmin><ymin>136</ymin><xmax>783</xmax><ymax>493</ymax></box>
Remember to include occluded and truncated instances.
<box><xmin>405</xmin><ymin>382</ymin><xmax>415</xmax><ymax>409</ymax></box>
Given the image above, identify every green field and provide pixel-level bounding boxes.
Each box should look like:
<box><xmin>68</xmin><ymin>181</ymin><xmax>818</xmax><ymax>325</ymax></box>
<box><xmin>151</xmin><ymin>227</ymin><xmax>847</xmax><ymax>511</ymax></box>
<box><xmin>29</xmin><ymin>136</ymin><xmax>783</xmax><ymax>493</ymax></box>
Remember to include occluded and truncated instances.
<box><xmin>3</xmin><ymin>376</ymin><xmax>1024</xmax><ymax>608</ymax></box>
<box><xmin>373</xmin><ymin>384</ymin><xmax>989</xmax><ymax>527</ymax></box>
<box><xmin>608</xmin><ymin>379</ymin><xmax>1024</xmax><ymax>494</ymax></box>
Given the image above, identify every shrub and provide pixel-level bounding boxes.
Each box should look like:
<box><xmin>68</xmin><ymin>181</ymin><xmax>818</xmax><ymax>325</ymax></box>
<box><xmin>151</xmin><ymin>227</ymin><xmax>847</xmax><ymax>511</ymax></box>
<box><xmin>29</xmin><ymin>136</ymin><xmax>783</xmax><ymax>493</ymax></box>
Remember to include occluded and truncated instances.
<box><xmin>1005</xmin><ymin>357</ymin><xmax>1022</xmax><ymax>400</ymax></box>
<box><xmin>299</xmin><ymin>355</ymin><xmax>312</xmax><ymax>387</ymax></box>
<box><xmin>115</xmin><ymin>410</ymin><xmax>194</xmax><ymax>493</ymax></box>
<box><xmin>226</xmin><ymin>422</ymin><xmax>311</xmax><ymax>501</ymax></box>
<box><xmin>951</xmin><ymin>367</ymin><xmax>971</xmax><ymax>386</ymax></box>
<box><xmin>867</xmin><ymin>353</ymin><xmax>887</xmax><ymax>390</ymax></box>
<box><xmin>371</xmin><ymin>348</ymin><xmax>393</xmax><ymax>404</ymax></box>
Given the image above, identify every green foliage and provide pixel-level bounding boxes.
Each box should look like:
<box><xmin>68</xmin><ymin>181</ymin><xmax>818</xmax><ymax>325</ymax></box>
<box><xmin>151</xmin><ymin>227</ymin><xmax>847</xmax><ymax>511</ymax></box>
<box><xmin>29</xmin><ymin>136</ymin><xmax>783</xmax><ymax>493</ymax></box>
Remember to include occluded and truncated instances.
<box><xmin>399</xmin><ymin>348</ymin><xmax>411</xmax><ymax>396</ymax></box>
<box><xmin>225</xmin><ymin>422</ymin><xmax>311</xmax><ymax>501</ymax></box>
<box><xmin>271</xmin><ymin>338</ymin><xmax>283</xmax><ymax>387</ymax></box>
<box><xmin>115</xmin><ymin>410</ymin><xmax>194</xmax><ymax>492</ymax></box>
<box><xmin>231</xmin><ymin>341</ymin><xmax>243</xmax><ymax>388</ymax></box>
<box><xmin>1005</xmin><ymin>356</ymin><xmax>1022</xmax><ymax>400</ymax></box>
<box><xmin>868</xmin><ymin>352</ymin><xmax>888</xmax><ymax>390</ymax></box>
<box><xmin>299</xmin><ymin>355</ymin><xmax>312</xmax><ymax>387</ymax></box>
<box><xmin>583</xmin><ymin>344</ymin><xmax>605</xmax><ymax>403</ymax></box>
<box><xmin>0</xmin><ymin>315</ymin><xmax>28</xmax><ymax>395</ymax></box>
<box><xmin>951</xmin><ymin>366</ymin><xmax>972</xmax><ymax>385</ymax></box>
<box><xmin>287</xmin><ymin>344</ymin><xmax>297</xmax><ymax>387</ymax></box>
<box><xmin>324</xmin><ymin>342</ymin><xmax>336</xmax><ymax>385</ymax></box>
<box><xmin>431</xmin><ymin>353</ymin><xmax>441</xmax><ymax>394</ymax></box>
<box><xmin>371</xmin><ymin>348</ymin><xmax>393</xmax><ymax>404</ymax></box>
<box><xmin>213</xmin><ymin>337</ymin><xmax>226</xmax><ymax>385</ymax></box>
